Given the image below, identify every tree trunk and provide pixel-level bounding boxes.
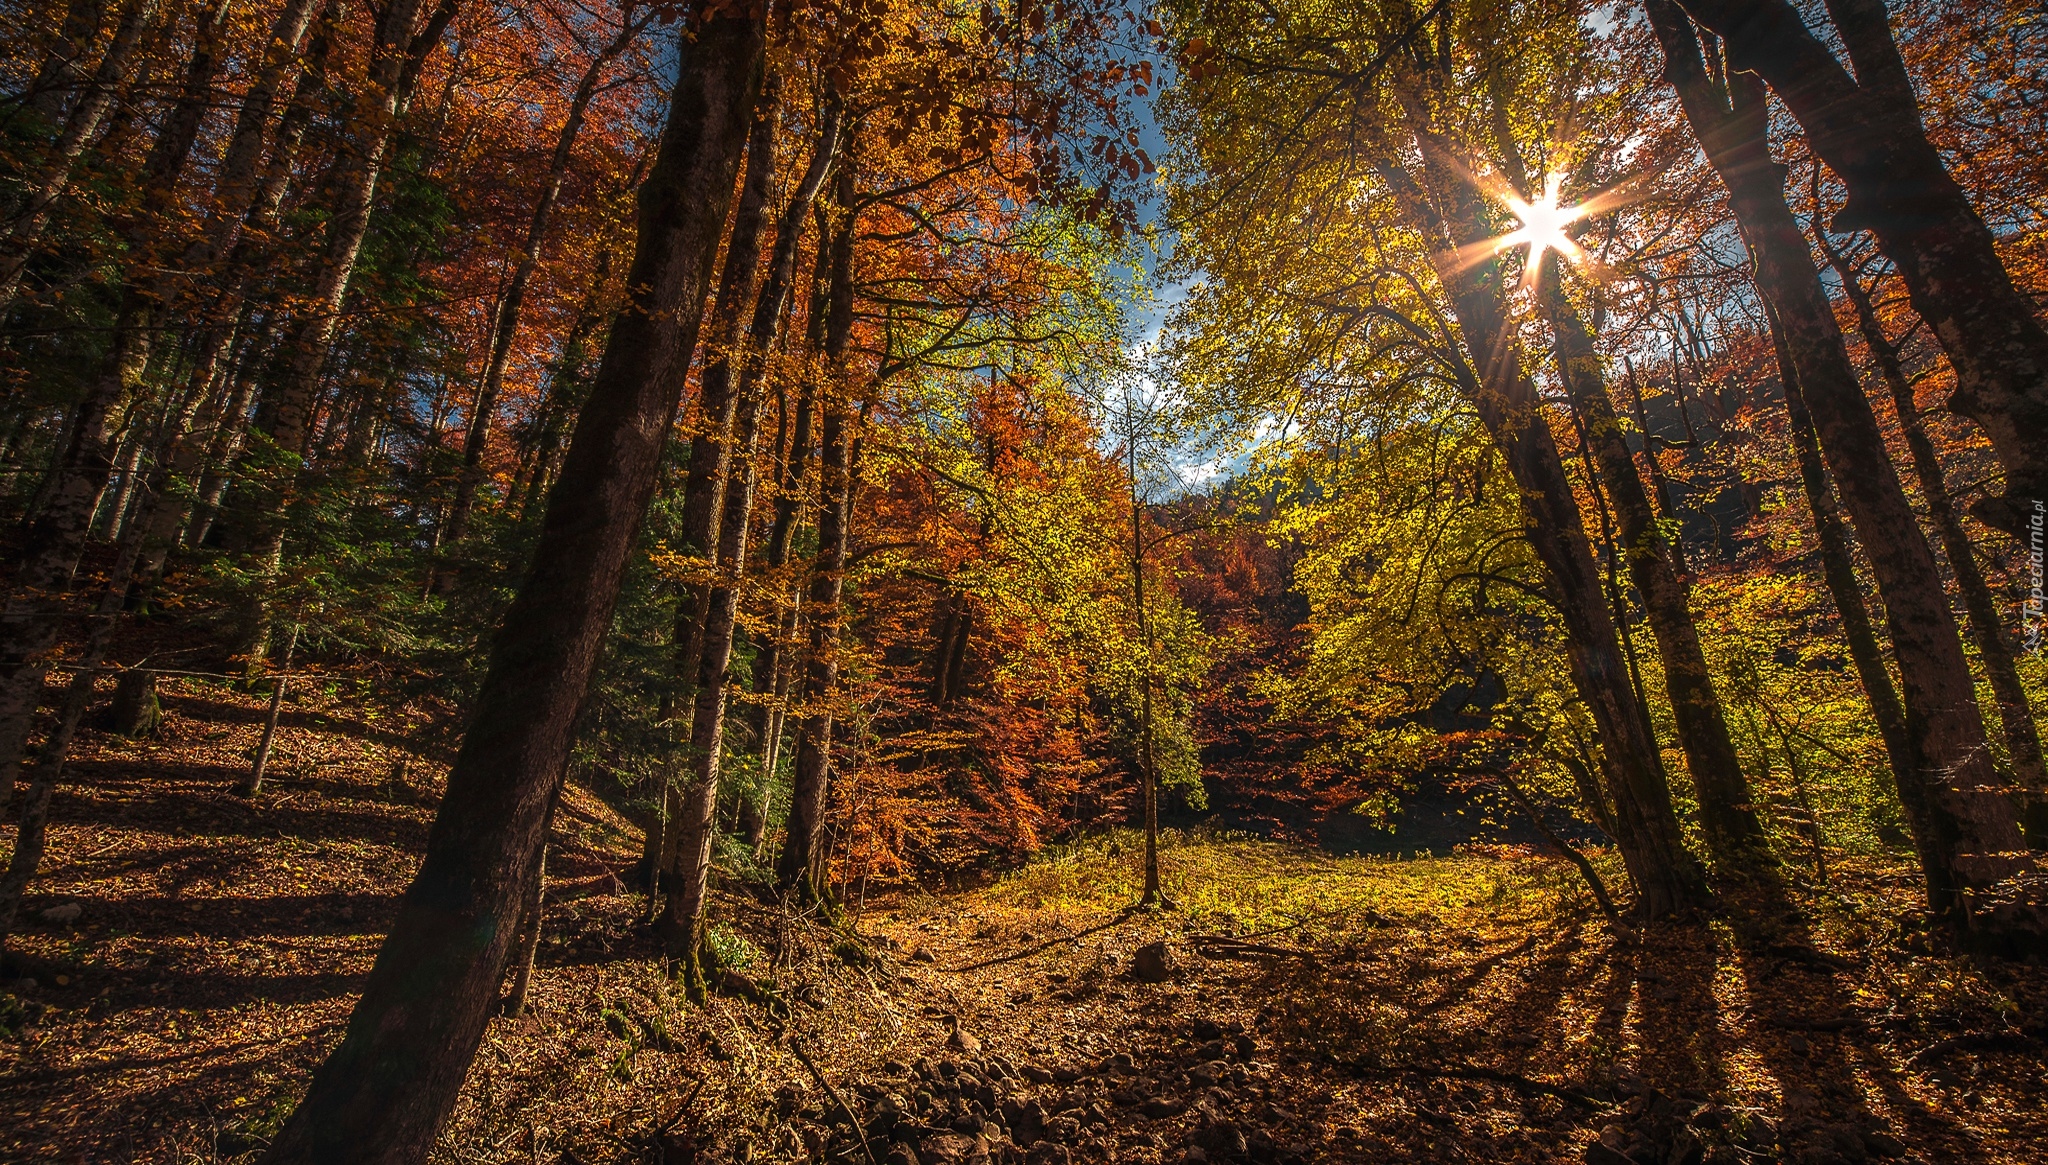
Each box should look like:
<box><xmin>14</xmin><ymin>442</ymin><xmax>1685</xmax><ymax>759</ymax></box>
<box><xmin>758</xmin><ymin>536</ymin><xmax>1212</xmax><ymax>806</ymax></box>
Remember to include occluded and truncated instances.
<box><xmin>1675</xmin><ymin>0</ymin><xmax>2048</xmax><ymax>537</ymax></box>
<box><xmin>0</xmin><ymin>0</ymin><xmax>229</xmax><ymax>819</ymax></box>
<box><xmin>254</xmin><ymin>12</ymin><xmax>764</xmax><ymax>1161</ymax></box>
<box><xmin>748</xmin><ymin>239</ymin><xmax>832</xmax><ymax>799</ymax></box>
<box><xmin>1812</xmin><ymin>229</ymin><xmax>2048</xmax><ymax>846</ymax></box>
<box><xmin>1764</xmin><ymin>304</ymin><xmax>1915</xmax><ymax>811</ymax></box>
<box><xmin>234</xmin><ymin>0</ymin><xmax>456</xmax><ymax>656</ymax></box>
<box><xmin>1647</xmin><ymin>0</ymin><xmax>2039</xmax><ymax>949</ymax></box>
<box><xmin>777</xmin><ymin>163</ymin><xmax>858</xmax><ymax>905</ymax></box>
<box><xmin>23</xmin><ymin>0</ymin><xmax>107</xmax><ymax>127</ymax></box>
<box><xmin>437</xmin><ymin>15</ymin><xmax>643</xmax><ymax>565</ymax></box>
<box><xmin>644</xmin><ymin>78</ymin><xmax>784</xmax><ymax>886</ymax></box>
<box><xmin>1541</xmin><ymin>256</ymin><xmax>1774</xmax><ymax>872</ymax></box>
<box><xmin>1376</xmin><ymin>86</ymin><xmax>1707</xmax><ymax>915</ymax></box>
<box><xmin>665</xmin><ymin>100</ymin><xmax>843</xmax><ymax>983</ymax></box>
<box><xmin>0</xmin><ymin>0</ymin><xmax>159</xmax><ymax>314</ymax></box>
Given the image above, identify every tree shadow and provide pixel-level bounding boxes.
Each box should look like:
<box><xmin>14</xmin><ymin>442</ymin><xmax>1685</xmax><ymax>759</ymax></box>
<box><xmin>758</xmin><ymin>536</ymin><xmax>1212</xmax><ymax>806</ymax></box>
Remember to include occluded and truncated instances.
<box><xmin>159</xmin><ymin>691</ymin><xmax>432</xmax><ymax>756</ymax></box>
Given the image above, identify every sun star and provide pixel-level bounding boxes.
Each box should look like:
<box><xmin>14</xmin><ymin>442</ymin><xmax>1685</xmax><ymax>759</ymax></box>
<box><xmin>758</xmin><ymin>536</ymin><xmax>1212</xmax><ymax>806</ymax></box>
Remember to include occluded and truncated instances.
<box><xmin>1498</xmin><ymin>173</ymin><xmax>1588</xmax><ymax>269</ymax></box>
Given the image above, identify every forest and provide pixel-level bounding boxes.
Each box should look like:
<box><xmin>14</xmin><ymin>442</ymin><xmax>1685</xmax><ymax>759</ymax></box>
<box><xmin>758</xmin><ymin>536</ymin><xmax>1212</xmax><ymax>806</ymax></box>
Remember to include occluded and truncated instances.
<box><xmin>0</xmin><ymin>0</ymin><xmax>2044</xmax><ymax>1160</ymax></box>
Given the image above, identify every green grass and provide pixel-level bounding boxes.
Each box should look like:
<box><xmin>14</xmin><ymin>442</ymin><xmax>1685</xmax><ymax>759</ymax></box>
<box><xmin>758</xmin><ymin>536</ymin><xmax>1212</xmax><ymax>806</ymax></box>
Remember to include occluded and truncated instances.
<box><xmin>980</xmin><ymin>829</ymin><xmax>1617</xmax><ymax>940</ymax></box>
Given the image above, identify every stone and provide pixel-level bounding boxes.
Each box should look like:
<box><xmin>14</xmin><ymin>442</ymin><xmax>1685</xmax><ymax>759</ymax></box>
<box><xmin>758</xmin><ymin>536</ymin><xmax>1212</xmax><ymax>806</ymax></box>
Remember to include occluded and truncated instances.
<box><xmin>1021</xmin><ymin>1064</ymin><xmax>1055</xmax><ymax>1084</ymax></box>
<box><xmin>949</xmin><ymin>1025</ymin><xmax>982</xmax><ymax>1054</ymax></box>
<box><xmin>919</xmin><ymin>1133</ymin><xmax>977</xmax><ymax>1165</ymax></box>
<box><xmin>1189</xmin><ymin>1060</ymin><xmax>1229</xmax><ymax>1086</ymax></box>
<box><xmin>1140</xmin><ymin>1097</ymin><xmax>1188</xmax><ymax>1119</ymax></box>
<box><xmin>1861</xmin><ymin>1130</ymin><xmax>1906</xmax><ymax>1158</ymax></box>
<box><xmin>1132</xmin><ymin>942</ymin><xmax>1175</xmax><ymax>983</ymax></box>
<box><xmin>39</xmin><ymin>903</ymin><xmax>82</xmax><ymax>925</ymax></box>
<box><xmin>1584</xmin><ymin>1146</ymin><xmax>1634</xmax><ymax>1165</ymax></box>
<box><xmin>914</xmin><ymin>948</ymin><xmax>939</xmax><ymax>963</ymax></box>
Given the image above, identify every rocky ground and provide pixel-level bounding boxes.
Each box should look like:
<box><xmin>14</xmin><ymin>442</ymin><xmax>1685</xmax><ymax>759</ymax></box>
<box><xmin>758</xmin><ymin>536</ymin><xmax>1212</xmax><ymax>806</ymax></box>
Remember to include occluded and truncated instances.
<box><xmin>3</xmin><ymin>673</ymin><xmax>2046</xmax><ymax>1163</ymax></box>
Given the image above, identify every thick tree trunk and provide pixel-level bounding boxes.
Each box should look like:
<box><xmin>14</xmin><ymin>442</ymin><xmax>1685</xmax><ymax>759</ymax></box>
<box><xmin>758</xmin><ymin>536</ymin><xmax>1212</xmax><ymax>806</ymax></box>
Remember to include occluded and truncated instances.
<box><xmin>255</xmin><ymin>12</ymin><xmax>764</xmax><ymax>1161</ymax></box>
<box><xmin>1542</xmin><ymin>259</ymin><xmax>1773</xmax><ymax>872</ymax></box>
<box><xmin>1673</xmin><ymin>0</ymin><xmax>2048</xmax><ymax>536</ymax></box>
<box><xmin>438</xmin><ymin>16</ymin><xmax>642</xmax><ymax>563</ymax></box>
<box><xmin>1764</xmin><ymin>306</ymin><xmax>1915</xmax><ymax>807</ymax></box>
<box><xmin>1648</xmin><ymin>0</ymin><xmax>2039</xmax><ymax>948</ymax></box>
<box><xmin>1812</xmin><ymin>231</ymin><xmax>2048</xmax><ymax>845</ymax></box>
<box><xmin>1376</xmin><ymin>91</ymin><xmax>1706</xmax><ymax>915</ymax></box>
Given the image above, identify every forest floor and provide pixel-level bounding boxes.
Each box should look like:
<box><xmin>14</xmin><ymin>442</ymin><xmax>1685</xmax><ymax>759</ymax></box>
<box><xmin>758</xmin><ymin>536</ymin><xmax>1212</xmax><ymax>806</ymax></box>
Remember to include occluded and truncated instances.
<box><xmin>2</xmin><ymin>675</ymin><xmax>2046</xmax><ymax>1164</ymax></box>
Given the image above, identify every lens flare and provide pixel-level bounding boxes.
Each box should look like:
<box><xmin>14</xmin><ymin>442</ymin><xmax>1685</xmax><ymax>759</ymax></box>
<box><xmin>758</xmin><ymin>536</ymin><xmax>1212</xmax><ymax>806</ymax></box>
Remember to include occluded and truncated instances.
<box><xmin>1498</xmin><ymin>173</ymin><xmax>1587</xmax><ymax>270</ymax></box>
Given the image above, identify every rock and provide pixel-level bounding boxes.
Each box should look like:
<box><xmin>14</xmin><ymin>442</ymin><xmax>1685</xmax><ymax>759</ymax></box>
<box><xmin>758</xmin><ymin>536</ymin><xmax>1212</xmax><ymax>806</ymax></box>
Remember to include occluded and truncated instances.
<box><xmin>1140</xmin><ymin>1097</ymin><xmax>1188</xmax><ymax>1119</ymax></box>
<box><xmin>914</xmin><ymin>948</ymin><xmax>939</xmax><ymax>963</ymax></box>
<box><xmin>1209</xmin><ymin>1123</ymin><xmax>1248</xmax><ymax>1157</ymax></box>
<box><xmin>1584</xmin><ymin>1146</ymin><xmax>1634</xmax><ymax>1165</ymax></box>
<box><xmin>1191</xmin><ymin>1018</ymin><xmax>1224</xmax><ymax>1041</ymax></box>
<box><xmin>1787</xmin><ymin>1033</ymin><xmax>1811</xmax><ymax>1055</ymax></box>
<box><xmin>885</xmin><ymin>1147</ymin><xmax>922</xmax><ymax>1165</ymax></box>
<box><xmin>1861</xmin><ymin>1130</ymin><xmax>1906</xmax><ymax>1158</ymax></box>
<box><xmin>949</xmin><ymin>1025</ymin><xmax>982</xmax><ymax>1054</ymax></box>
<box><xmin>1021</xmin><ymin>1064</ymin><xmax>1055</xmax><ymax>1084</ymax></box>
<box><xmin>1026</xmin><ymin>1145</ymin><xmax>1070</xmax><ymax>1165</ymax></box>
<box><xmin>39</xmin><ymin>903</ymin><xmax>82</xmax><ymax>925</ymax></box>
<box><xmin>1189</xmin><ymin>1060</ymin><xmax>1229</xmax><ymax>1086</ymax></box>
<box><xmin>1132</xmin><ymin>942</ymin><xmax>1175</xmax><ymax>983</ymax></box>
<box><xmin>920</xmin><ymin>1133</ymin><xmax>977</xmax><ymax>1165</ymax></box>
<box><xmin>1231</xmin><ymin>1034</ymin><xmax>1256</xmax><ymax>1058</ymax></box>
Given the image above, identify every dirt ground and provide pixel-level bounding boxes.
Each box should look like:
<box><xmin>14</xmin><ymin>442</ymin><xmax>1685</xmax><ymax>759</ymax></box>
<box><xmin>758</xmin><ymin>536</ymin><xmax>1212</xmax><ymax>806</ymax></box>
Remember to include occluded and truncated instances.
<box><xmin>3</xmin><ymin>674</ymin><xmax>2045</xmax><ymax>1164</ymax></box>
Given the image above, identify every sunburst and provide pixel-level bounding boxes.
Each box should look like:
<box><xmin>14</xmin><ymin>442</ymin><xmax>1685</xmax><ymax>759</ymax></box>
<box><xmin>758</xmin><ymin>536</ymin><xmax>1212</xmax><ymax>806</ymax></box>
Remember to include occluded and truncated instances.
<box><xmin>1498</xmin><ymin>173</ymin><xmax>1589</xmax><ymax>270</ymax></box>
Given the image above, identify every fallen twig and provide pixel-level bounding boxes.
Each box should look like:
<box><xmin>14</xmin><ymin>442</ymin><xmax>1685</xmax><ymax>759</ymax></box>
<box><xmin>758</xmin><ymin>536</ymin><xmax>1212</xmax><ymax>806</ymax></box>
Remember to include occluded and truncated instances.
<box><xmin>1188</xmin><ymin>934</ymin><xmax>1313</xmax><ymax>959</ymax></box>
<box><xmin>943</xmin><ymin>909</ymin><xmax>1134</xmax><ymax>973</ymax></box>
<box><xmin>790</xmin><ymin>1036</ymin><xmax>880</xmax><ymax>1165</ymax></box>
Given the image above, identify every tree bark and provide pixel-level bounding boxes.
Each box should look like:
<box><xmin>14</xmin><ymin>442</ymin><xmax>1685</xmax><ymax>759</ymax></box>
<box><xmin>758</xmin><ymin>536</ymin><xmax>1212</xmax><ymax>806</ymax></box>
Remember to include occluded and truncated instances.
<box><xmin>1647</xmin><ymin>0</ymin><xmax>2038</xmax><ymax>947</ymax></box>
<box><xmin>1811</xmin><ymin>229</ymin><xmax>2048</xmax><ymax>846</ymax></box>
<box><xmin>437</xmin><ymin>13</ymin><xmax>645</xmax><ymax>563</ymax></box>
<box><xmin>642</xmin><ymin>77</ymin><xmax>783</xmax><ymax>886</ymax></box>
<box><xmin>777</xmin><ymin>161</ymin><xmax>858</xmax><ymax>905</ymax></box>
<box><xmin>233</xmin><ymin>0</ymin><xmax>456</xmax><ymax>656</ymax></box>
<box><xmin>0</xmin><ymin>0</ymin><xmax>229</xmax><ymax>821</ymax></box>
<box><xmin>0</xmin><ymin>0</ymin><xmax>159</xmax><ymax>314</ymax></box>
<box><xmin>1764</xmin><ymin>304</ymin><xmax>1914</xmax><ymax>809</ymax></box>
<box><xmin>1541</xmin><ymin>258</ymin><xmax>1773</xmax><ymax>872</ymax></box>
<box><xmin>666</xmin><ymin>99</ymin><xmax>843</xmax><ymax>982</ymax></box>
<box><xmin>1377</xmin><ymin>81</ymin><xmax>1706</xmax><ymax>916</ymax></box>
<box><xmin>255</xmin><ymin>11</ymin><xmax>764</xmax><ymax>1160</ymax></box>
<box><xmin>1672</xmin><ymin>0</ymin><xmax>2048</xmax><ymax>537</ymax></box>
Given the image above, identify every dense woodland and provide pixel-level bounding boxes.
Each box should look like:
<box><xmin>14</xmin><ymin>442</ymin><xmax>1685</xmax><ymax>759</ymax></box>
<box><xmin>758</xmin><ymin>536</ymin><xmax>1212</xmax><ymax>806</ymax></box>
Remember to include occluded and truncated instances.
<box><xmin>0</xmin><ymin>0</ymin><xmax>2045</xmax><ymax>1161</ymax></box>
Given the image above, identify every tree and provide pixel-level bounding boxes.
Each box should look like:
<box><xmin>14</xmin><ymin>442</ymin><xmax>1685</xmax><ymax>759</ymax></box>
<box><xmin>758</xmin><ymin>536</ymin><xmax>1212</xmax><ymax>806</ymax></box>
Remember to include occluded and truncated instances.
<box><xmin>256</xmin><ymin>7</ymin><xmax>766</xmax><ymax>1158</ymax></box>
